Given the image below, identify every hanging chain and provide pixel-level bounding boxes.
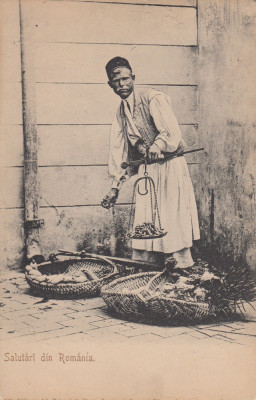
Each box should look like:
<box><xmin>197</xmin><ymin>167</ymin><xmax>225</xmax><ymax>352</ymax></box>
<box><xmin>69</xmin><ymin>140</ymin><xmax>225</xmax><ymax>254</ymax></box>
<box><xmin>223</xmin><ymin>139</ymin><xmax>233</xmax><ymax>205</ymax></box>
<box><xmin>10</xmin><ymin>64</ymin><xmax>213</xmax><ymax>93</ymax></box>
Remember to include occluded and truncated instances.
<box><xmin>149</xmin><ymin>178</ymin><xmax>154</xmax><ymax>224</ymax></box>
<box><xmin>127</xmin><ymin>176</ymin><xmax>138</xmax><ymax>235</ymax></box>
<box><xmin>150</xmin><ymin>177</ymin><xmax>163</xmax><ymax>230</ymax></box>
<box><xmin>128</xmin><ymin>175</ymin><xmax>163</xmax><ymax>234</ymax></box>
<box><xmin>127</xmin><ymin>150</ymin><xmax>164</xmax><ymax>236</ymax></box>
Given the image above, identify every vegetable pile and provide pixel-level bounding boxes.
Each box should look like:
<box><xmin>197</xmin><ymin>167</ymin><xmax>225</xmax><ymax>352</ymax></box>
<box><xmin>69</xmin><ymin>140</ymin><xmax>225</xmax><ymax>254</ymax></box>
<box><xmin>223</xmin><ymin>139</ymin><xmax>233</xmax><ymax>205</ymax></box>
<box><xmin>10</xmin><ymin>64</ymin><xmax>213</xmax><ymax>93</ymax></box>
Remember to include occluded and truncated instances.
<box><xmin>25</xmin><ymin>262</ymin><xmax>111</xmax><ymax>285</ymax></box>
<box><xmin>129</xmin><ymin>222</ymin><xmax>165</xmax><ymax>238</ymax></box>
<box><xmin>161</xmin><ymin>258</ymin><xmax>255</xmax><ymax>316</ymax></box>
<box><xmin>119</xmin><ymin>258</ymin><xmax>255</xmax><ymax>319</ymax></box>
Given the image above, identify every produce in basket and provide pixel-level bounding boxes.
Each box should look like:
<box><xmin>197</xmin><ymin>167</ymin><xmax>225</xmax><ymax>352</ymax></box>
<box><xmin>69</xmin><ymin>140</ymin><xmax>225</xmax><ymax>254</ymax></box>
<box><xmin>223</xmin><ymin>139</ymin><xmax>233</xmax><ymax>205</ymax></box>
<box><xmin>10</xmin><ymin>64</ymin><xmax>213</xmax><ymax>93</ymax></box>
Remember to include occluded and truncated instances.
<box><xmin>25</xmin><ymin>253</ymin><xmax>122</xmax><ymax>299</ymax></box>
<box><xmin>161</xmin><ymin>258</ymin><xmax>256</xmax><ymax>316</ymax></box>
<box><xmin>25</xmin><ymin>255</ymin><xmax>115</xmax><ymax>286</ymax></box>
<box><xmin>106</xmin><ymin>258</ymin><xmax>256</xmax><ymax>322</ymax></box>
<box><xmin>129</xmin><ymin>222</ymin><xmax>165</xmax><ymax>238</ymax></box>
<box><xmin>25</xmin><ymin>265</ymin><xmax>91</xmax><ymax>285</ymax></box>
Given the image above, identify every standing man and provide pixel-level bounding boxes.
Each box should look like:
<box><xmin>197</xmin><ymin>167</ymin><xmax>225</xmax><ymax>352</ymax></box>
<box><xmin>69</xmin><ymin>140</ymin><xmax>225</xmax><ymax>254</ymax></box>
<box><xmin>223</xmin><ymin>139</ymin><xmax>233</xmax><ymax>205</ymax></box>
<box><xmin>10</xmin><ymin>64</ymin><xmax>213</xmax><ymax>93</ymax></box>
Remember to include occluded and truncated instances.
<box><xmin>101</xmin><ymin>56</ymin><xmax>200</xmax><ymax>268</ymax></box>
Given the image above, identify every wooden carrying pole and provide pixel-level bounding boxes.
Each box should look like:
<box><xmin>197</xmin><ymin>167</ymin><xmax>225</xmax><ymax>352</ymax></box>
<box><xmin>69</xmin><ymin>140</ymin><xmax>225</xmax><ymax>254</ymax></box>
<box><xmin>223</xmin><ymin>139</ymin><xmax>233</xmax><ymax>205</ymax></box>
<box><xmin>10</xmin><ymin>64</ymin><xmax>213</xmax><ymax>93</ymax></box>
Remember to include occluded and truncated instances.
<box><xmin>19</xmin><ymin>0</ymin><xmax>43</xmax><ymax>262</ymax></box>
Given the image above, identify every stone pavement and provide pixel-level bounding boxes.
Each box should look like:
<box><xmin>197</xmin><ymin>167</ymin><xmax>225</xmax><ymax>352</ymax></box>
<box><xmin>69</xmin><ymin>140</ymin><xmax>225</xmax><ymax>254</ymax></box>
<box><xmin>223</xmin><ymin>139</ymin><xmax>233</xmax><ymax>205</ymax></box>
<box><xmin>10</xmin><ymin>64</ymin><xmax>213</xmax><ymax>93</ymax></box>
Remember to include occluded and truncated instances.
<box><xmin>1</xmin><ymin>271</ymin><xmax>256</xmax><ymax>346</ymax></box>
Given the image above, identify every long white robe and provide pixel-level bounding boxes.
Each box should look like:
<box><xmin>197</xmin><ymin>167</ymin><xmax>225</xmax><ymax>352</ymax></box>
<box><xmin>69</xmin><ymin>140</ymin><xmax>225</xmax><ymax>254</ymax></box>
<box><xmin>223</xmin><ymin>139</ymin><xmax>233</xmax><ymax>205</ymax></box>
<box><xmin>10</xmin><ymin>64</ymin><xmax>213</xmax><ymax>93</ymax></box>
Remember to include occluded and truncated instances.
<box><xmin>108</xmin><ymin>88</ymin><xmax>200</xmax><ymax>261</ymax></box>
<box><xmin>132</xmin><ymin>157</ymin><xmax>200</xmax><ymax>254</ymax></box>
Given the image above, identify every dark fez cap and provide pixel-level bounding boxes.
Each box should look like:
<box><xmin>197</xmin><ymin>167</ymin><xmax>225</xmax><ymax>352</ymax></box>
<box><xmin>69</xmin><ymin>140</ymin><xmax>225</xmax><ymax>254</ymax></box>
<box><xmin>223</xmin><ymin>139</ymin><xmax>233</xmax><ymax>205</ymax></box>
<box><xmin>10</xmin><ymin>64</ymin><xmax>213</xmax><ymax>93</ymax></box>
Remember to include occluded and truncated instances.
<box><xmin>105</xmin><ymin>57</ymin><xmax>132</xmax><ymax>79</ymax></box>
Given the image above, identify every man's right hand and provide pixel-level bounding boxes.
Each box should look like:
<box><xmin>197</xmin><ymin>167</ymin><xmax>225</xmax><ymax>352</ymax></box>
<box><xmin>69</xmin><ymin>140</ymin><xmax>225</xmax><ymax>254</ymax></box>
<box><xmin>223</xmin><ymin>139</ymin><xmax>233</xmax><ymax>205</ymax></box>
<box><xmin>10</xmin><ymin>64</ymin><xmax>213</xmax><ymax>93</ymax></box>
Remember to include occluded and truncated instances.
<box><xmin>101</xmin><ymin>188</ymin><xmax>119</xmax><ymax>209</ymax></box>
<box><xmin>136</xmin><ymin>143</ymin><xmax>147</xmax><ymax>156</ymax></box>
<box><xmin>135</xmin><ymin>139</ymin><xmax>147</xmax><ymax>157</ymax></box>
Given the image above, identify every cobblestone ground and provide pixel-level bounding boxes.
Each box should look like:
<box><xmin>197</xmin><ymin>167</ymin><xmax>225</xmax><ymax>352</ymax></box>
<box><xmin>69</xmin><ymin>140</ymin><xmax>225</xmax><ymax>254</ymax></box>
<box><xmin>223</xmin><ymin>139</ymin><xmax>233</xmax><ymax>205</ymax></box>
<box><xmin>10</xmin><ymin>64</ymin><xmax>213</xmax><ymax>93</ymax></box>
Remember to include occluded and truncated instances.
<box><xmin>1</xmin><ymin>271</ymin><xmax>256</xmax><ymax>346</ymax></box>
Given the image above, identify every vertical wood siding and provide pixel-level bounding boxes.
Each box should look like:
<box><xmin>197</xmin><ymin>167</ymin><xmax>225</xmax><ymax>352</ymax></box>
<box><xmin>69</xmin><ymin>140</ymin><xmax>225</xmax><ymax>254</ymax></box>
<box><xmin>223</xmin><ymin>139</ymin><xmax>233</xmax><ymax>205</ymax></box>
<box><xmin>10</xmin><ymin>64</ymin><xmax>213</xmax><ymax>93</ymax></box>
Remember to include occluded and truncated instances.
<box><xmin>0</xmin><ymin>0</ymin><xmax>24</xmax><ymax>269</ymax></box>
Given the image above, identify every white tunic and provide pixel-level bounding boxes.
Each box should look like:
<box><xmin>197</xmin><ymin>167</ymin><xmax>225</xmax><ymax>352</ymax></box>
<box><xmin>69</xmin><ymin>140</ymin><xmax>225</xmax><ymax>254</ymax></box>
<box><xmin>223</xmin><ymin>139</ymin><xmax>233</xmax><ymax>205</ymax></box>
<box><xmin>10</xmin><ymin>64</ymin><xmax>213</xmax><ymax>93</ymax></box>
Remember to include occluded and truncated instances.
<box><xmin>108</xmin><ymin>88</ymin><xmax>200</xmax><ymax>255</ymax></box>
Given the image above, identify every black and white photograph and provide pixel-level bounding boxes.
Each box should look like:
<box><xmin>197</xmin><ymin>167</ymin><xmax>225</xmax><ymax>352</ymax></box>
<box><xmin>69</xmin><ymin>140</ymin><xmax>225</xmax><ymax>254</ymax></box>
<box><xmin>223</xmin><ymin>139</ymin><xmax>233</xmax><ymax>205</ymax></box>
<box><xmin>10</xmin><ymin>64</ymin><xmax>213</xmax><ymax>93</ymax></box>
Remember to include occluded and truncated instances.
<box><xmin>0</xmin><ymin>0</ymin><xmax>256</xmax><ymax>399</ymax></box>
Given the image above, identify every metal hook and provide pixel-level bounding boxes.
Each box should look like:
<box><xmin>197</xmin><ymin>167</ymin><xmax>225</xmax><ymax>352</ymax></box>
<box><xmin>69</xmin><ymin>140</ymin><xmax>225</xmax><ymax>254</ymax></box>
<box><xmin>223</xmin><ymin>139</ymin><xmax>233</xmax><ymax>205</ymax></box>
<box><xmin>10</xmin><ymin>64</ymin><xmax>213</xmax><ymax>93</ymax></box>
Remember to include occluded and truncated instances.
<box><xmin>137</xmin><ymin>176</ymin><xmax>149</xmax><ymax>195</ymax></box>
<box><xmin>137</xmin><ymin>150</ymin><xmax>150</xmax><ymax>195</ymax></box>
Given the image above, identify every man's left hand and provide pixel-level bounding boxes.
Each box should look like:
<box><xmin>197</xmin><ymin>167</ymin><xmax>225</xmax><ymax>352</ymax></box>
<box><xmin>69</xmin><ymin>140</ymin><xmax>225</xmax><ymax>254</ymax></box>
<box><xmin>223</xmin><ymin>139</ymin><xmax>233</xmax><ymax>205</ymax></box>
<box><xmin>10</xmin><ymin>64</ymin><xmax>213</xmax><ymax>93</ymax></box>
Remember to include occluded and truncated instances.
<box><xmin>101</xmin><ymin>188</ymin><xmax>119</xmax><ymax>209</ymax></box>
<box><xmin>148</xmin><ymin>143</ymin><xmax>162</xmax><ymax>162</ymax></box>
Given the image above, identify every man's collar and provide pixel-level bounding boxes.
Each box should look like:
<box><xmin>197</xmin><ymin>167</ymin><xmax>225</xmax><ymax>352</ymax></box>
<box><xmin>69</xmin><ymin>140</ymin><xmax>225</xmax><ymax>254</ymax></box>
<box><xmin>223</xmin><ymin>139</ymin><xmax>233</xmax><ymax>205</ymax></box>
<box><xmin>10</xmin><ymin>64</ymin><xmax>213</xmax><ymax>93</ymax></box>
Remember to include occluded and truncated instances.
<box><xmin>123</xmin><ymin>90</ymin><xmax>134</xmax><ymax>115</ymax></box>
<box><xmin>120</xmin><ymin>88</ymin><xmax>141</xmax><ymax>116</ymax></box>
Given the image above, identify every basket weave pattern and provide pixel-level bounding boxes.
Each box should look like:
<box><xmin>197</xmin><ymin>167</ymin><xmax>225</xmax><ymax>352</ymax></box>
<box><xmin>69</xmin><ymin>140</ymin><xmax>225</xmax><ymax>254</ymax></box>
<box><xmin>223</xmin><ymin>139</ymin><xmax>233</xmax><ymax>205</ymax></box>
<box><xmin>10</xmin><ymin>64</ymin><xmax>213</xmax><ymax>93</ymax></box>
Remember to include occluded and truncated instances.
<box><xmin>26</xmin><ymin>257</ymin><xmax>119</xmax><ymax>299</ymax></box>
<box><xmin>101</xmin><ymin>272</ymin><xmax>212</xmax><ymax>324</ymax></box>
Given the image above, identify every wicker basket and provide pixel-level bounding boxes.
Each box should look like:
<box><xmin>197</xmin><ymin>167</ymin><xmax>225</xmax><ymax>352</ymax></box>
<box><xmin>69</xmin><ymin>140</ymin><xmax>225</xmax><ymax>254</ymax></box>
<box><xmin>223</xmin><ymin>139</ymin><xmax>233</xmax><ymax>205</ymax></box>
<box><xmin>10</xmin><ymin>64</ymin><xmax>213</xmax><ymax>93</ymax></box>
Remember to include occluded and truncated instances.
<box><xmin>25</xmin><ymin>254</ymin><xmax>120</xmax><ymax>299</ymax></box>
<box><xmin>101</xmin><ymin>272</ymin><xmax>214</xmax><ymax>325</ymax></box>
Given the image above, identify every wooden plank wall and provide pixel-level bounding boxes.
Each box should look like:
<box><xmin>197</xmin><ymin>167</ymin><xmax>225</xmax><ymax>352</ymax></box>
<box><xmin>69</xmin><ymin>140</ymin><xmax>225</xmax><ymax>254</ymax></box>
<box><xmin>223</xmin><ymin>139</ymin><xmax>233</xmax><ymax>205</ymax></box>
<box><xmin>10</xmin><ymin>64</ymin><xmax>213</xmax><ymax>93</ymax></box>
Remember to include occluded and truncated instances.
<box><xmin>0</xmin><ymin>0</ymin><xmax>25</xmax><ymax>269</ymax></box>
<box><xmin>0</xmin><ymin>0</ymin><xmax>198</xmax><ymax>268</ymax></box>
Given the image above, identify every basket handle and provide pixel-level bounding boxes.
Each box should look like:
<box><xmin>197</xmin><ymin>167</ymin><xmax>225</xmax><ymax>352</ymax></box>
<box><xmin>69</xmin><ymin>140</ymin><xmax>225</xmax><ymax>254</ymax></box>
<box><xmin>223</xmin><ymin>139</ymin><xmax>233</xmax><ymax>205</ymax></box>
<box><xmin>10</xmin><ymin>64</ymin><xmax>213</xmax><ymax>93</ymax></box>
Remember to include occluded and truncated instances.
<box><xmin>146</xmin><ymin>270</ymin><xmax>167</xmax><ymax>290</ymax></box>
<box><xmin>135</xmin><ymin>271</ymin><xmax>167</xmax><ymax>302</ymax></box>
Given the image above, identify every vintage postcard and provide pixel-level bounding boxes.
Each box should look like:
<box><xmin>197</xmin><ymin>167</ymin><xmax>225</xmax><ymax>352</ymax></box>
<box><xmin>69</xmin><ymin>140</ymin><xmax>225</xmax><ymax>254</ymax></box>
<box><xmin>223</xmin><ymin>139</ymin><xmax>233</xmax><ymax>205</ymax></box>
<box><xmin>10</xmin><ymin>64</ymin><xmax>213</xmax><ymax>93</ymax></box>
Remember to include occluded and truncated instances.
<box><xmin>0</xmin><ymin>0</ymin><xmax>256</xmax><ymax>399</ymax></box>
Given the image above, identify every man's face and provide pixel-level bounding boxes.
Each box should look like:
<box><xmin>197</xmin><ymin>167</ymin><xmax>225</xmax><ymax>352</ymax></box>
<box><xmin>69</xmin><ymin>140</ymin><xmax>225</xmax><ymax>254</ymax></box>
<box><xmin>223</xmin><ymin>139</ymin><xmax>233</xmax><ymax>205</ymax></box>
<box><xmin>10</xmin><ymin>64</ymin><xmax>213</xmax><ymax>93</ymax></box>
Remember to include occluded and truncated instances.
<box><xmin>108</xmin><ymin>67</ymin><xmax>135</xmax><ymax>99</ymax></box>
